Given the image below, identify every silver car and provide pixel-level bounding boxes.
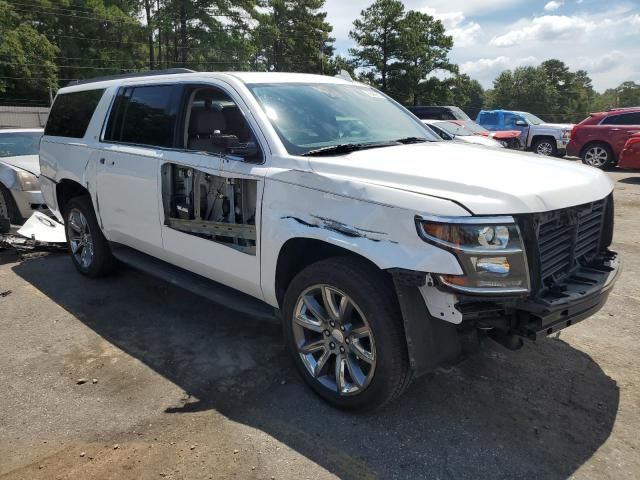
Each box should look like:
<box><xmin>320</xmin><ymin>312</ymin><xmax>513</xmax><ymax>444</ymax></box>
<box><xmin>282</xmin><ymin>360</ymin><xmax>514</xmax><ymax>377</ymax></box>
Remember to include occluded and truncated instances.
<box><xmin>0</xmin><ymin>128</ymin><xmax>49</xmax><ymax>230</ymax></box>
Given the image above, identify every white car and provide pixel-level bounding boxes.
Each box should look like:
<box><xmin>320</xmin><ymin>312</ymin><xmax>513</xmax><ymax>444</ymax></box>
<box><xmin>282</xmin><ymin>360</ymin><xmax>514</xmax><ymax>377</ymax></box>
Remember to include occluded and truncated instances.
<box><xmin>0</xmin><ymin>128</ymin><xmax>49</xmax><ymax>231</ymax></box>
<box><xmin>39</xmin><ymin>71</ymin><xmax>619</xmax><ymax>410</ymax></box>
<box><xmin>422</xmin><ymin>119</ymin><xmax>505</xmax><ymax>148</ymax></box>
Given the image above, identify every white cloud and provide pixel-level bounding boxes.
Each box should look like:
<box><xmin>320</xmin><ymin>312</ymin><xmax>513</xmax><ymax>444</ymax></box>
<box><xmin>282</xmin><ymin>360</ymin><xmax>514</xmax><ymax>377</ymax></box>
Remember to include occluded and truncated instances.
<box><xmin>490</xmin><ymin>15</ymin><xmax>594</xmax><ymax>47</ymax></box>
<box><xmin>420</xmin><ymin>7</ymin><xmax>482</xmax><ymax>47</ymax></box>
<box><xmin>489</xmin><ymin>13</ymin><xmax>640</xmax><ymax>47</ymax></box>
<box><xmin>460</xmin><ymin>56</ymin><xmax>538</xmax><ymax>75</ymax></box>
<box><xmin>544</xmin><ymin>1</ymin><xmax>564</xmax><ymax>12</ymax></box>
<box><xmin>575</xmin><ymin>51</ymin><xmax>625</xmax><ymax>73</ymax></box>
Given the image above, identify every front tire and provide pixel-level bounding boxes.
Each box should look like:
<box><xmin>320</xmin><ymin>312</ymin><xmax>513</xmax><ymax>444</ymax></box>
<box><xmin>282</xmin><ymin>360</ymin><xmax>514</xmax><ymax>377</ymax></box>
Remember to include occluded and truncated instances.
<box><xmin>0</xmin><ymin>183</ymin><xmax>22</xmax><ymax>232</ymax></box>
<box><xmin>532</xmin><ymin>138</ymin><xmax>557</xmax><ymax>156</ymax></box>
<box><xmin>282</xmin><ymin>257</ymin><xmax>411</xmax><ymax>411</ymax></box>
<box><xmin>63</xmin><ymin>195</ymin><xmax>115</xmax><ymax>277</ymax></box>
<box><xmin>581</xmin><ymin>143</ymin><xmax>614</xmax><ymax>169</ymax></box>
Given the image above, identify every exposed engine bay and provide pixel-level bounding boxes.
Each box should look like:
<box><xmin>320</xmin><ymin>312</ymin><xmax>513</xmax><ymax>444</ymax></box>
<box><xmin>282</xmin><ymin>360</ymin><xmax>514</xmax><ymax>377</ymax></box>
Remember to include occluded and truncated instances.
<box><xmin>161</xmin><ymin>163</ymin><xmax>257</xmax><ymax>255</ymax></box>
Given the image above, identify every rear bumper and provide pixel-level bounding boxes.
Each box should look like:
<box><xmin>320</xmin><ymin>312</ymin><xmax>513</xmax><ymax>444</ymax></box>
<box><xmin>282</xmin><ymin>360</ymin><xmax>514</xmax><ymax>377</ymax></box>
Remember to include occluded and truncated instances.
<box><xmin>619</xmin><ymin>147</ymin><xmax>640</xmax><ymax>169</ymax></box>
<box><xmin>566</xmin><ymin>140</ymin><xmax>581</xmax><ymax>157</ymax></box>
<box><xmin>514</xmin><ymin>251</ymin><xmax>620</xmax><ymax>338</ymax></box>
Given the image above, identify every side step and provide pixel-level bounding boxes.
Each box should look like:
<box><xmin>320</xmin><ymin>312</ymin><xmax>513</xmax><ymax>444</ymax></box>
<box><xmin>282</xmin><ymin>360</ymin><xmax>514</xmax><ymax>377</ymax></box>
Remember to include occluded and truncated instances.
<box><xmin>110</xmin><ymin>244</ymin><xmax>276</xmax><ymax>321</ymax></box>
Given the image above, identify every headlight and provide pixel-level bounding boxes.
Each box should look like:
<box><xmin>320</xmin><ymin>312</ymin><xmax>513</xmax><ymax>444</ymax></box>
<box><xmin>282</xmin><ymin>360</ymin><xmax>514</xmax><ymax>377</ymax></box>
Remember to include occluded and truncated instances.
<box><xmin>562</xmin><ymin>129</ymin><xmax>571</xmax><ymax>139</ymax></box>
<box><xmin>416</xmin><ymin>216</ymin><xmax>530</xmax><ymax>294</ymax></box>
<box><xmin>16</xmin><ymin>170</ymin><xmax>39</xmax><ymax>191</ymax></box>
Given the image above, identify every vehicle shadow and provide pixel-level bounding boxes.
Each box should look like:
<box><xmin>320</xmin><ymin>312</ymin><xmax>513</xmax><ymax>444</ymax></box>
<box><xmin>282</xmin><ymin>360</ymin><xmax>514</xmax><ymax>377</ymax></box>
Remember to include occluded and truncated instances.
<box><xmin>13</xmin><ymin>255</ymin><xmax>619</xmax><ymax>479</ymax></box>
<box><xmin>618</xmin><ymin>176</ymin><xmax>640</xmax><ymax>184</ymax></box>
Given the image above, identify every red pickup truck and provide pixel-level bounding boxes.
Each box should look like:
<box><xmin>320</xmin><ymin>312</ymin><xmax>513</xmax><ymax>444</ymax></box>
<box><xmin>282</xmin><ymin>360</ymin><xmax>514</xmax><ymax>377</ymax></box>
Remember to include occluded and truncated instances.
<box><xmin>567</xmin><ymin>108</ymin><xmax>640</xmax><ymax>169</ymax></box>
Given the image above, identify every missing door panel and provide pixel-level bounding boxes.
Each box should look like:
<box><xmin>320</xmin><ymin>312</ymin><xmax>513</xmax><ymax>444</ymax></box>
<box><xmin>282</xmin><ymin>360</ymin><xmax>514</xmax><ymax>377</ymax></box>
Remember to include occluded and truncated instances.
<box><xmin>161</xmin><ymin>163</ymin><xmax>257</xmax><ymax>255</ymax></box>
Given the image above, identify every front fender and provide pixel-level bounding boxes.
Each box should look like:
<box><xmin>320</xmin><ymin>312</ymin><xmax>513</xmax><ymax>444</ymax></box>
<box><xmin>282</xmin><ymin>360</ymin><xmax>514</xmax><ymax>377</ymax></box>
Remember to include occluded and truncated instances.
<box><xmin>260</xmin><ymin>172</ymin><xmax>467</xmax><ymax>306</ymax></box>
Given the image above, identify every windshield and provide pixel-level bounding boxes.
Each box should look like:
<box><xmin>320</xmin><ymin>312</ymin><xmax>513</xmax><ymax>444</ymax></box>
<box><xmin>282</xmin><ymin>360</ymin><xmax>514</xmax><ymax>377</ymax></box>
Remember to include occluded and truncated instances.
<box><xmin>0</xmin><ymin>132</ymin><xmax>42</xmax><ymax>157</ymax></box>
<box><xmin>522</xmin><ymin>112</ymin><xmax>544</xmax><ymax>125</ymax></box>
<box><xmin>433</xmin><ymin>121</ymin><xmax>474</xmax><ymax>137</ymax></box>
<box><xmin>248</xmin><ymin>83</ymin><xmax>438</xmax><ymax>155</ymax></box>
<box><xmin>459</xmin><ymin>121</ymin><xmax>488</xmax><ymax>134</ymax></box>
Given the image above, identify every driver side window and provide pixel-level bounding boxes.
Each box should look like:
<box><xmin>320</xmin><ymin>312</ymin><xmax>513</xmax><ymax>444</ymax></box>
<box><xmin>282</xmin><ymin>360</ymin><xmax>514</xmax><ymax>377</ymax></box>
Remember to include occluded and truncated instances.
<box><xmin>183</xmin><ymin>86</ymin><xmax>262</xmax><ymax>162</ymax></box>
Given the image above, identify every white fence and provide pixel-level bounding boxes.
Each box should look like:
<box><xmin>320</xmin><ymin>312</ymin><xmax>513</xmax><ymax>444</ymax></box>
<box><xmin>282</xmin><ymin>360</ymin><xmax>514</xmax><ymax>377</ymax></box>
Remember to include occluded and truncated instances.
<box><xmin>0</xmin><ymin>106</ymin><xmax>50</xmax><ymax>129</ymax></box>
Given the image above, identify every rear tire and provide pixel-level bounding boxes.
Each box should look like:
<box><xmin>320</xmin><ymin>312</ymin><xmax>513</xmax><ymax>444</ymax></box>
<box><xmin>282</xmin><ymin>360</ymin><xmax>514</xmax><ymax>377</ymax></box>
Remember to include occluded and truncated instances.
<box><xmin>532</xmin><ymin>138</ymin><xmax>557</xmax><ymax>156</ymax></box>
<box><xmin>63</xmin><ymin>195</ymin><xmax>115</xmax><ymax>277</ymax></box>
<box><xmin>581</xmin><ymin>143</ymin><xmax>614</xmax><ymax>169</ymax></box>
<box><xmin>282</xmin><ymin>256</ymin><xmax>411</xmax><ymax>411</ymax></box>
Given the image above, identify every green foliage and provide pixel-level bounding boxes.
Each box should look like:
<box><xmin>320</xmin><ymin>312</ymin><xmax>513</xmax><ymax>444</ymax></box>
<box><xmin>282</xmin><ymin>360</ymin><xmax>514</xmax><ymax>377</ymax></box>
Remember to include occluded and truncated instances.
<box><xmin>349</xmin><ymin>0</ymin><xmax>405</xmax><ymax>92</ymax></box>
<box><xmin>0</xmin><ymin>1</ymin><xmax>58</xmax><ymax>102</ymax></box>
<box><xmin>252</xmin><ymin>0</ymin><xmax>334</xmax><ymax>73</ymax></box>
<box><xmin>489</xmin><ymin>60</ymin><xmax>596</xmax><ymax>123</ymax></box>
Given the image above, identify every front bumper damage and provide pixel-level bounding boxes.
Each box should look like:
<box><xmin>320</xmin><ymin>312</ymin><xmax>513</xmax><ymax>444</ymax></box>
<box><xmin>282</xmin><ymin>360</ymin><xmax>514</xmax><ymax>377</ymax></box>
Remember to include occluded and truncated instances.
<box><xmin>391</xmin><ymin>251</ymin><xmax>620</xmax><ymax>377</ymax></box>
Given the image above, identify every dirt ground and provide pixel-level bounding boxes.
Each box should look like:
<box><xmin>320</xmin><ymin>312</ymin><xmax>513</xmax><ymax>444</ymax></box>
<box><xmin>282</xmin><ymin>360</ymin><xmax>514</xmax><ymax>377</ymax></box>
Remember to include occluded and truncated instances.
<box><xmin>1</xmin><ymin>165</ymin><xmax>639</xmax><ymax>480</ymax></box>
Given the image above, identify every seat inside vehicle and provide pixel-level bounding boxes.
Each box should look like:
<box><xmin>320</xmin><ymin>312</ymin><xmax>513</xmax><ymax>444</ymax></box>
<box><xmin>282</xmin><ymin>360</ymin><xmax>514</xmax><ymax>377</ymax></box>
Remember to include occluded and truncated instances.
<box><xmin>186</xmin><ymin>88</ymin><xmax>254</xmax><ymax>154</ymax></box>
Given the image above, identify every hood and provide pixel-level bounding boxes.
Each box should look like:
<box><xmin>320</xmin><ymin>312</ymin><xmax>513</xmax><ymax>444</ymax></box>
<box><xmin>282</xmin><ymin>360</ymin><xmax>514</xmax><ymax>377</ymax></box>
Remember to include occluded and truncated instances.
<box><xmin>457</xmin><ymin>136</ymin><xmax>503</xmax><ymax>148</ymax></box>
<box><xmin>0</xmin><ymin>154</ymin><xmax>40</xmax><ymax>176</ymax></box>
<box><xmin>541</xmin><ymin>123</ymin><xmax>573</xmax><ymax>130</ymax></box>
<box><xmin>307</xmin><ymin>142</ymin><xmax>613</xmax><ymax>215</ymax></box>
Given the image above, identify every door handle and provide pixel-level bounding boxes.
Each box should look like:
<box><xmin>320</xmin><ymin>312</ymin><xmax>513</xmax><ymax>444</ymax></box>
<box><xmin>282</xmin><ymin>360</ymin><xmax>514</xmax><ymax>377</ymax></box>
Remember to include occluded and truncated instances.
<box><xmin>99</xmin><ymin>158</ymin><xmax>105</xmax><ymax>164</ymax></box>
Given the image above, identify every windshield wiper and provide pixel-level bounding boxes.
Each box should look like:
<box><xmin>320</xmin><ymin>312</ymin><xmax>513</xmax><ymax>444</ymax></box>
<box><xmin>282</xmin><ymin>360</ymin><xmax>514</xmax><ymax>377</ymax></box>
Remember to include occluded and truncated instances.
<box><xmin>393</xmin><ymin>137</ymin><xmax>429</xmax><ymax>144</ymax></box>
<box><xmin>301</xmin><ymin>142</ymin><xmax>394</xmax><ymax>156</ymax></box>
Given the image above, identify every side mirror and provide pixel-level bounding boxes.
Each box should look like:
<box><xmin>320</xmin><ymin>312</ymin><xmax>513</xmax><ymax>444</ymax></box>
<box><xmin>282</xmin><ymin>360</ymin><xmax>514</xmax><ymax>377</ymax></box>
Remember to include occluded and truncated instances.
<box><xmin>515</xmin><ymin>120</ymin><xmax>528</xmax><ymax>127</ymax></box>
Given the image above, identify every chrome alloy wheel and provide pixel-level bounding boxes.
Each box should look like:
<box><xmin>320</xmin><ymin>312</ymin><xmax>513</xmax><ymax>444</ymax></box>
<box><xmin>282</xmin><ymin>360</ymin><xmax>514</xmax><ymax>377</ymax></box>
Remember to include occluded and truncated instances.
<box><xmin>584</xmin><ymin>146</ymin><xmax>609</xmax><ymax>167</ymax></box>
<box><xmin>292</xmin><ymin>285</ymin><xmax>376</xmax><ymax>395</ymax></box>
<box><xmin>536</xmin><ymin>141</ymin><xmax>554</xmax><ymax>156</ymax></box>
<box><xmin>67</xmin><ymin>208</ymin><xmax>94</xmax><ymax>268</ymax></box>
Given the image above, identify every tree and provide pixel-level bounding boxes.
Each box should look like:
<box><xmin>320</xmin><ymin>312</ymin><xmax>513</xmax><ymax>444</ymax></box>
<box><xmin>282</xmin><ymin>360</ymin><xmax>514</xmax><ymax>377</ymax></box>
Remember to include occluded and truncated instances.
<box><xmin>349</xmin><ymin>0</ymin><xmax>405</xmax><ymax>92</ymax></box>
<box><xmin>490</xmin><ymin>66</ymin><xmax>558</xmax><ymax>120</ymax></box>
<box><xmin>0</xmin><ymin>1</ymin><xmax>58</xmax><ymax>103</ymax></box>
<box><xmin>391</xmin><ymin>10</ymin><xmax>455</xmax><ymax>105</ymax></box>
<box><xmin>252</xmin><ymin>0</ymin><xmax>334</xmax><ymax>73</ymax></box>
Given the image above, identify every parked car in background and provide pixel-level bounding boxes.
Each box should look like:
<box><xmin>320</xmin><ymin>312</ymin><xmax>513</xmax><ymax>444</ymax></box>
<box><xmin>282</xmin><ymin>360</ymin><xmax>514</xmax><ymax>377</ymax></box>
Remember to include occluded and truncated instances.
<box><xmin>407</xmin><ymin>105</ymin><xmax>471</xmax><ymax>121</ymax></box>
<box><xmin>449</xmin><ymin>120</ymin><xmax>524</xmax><ymax>149</ymax></box>
<box><xmin>40</xmin><ymin>70</ymin><xmax>619</xmax><ymax>410</ymax></box>
<box><xmin>477</xmin><ymin>109</ymin><xmax>573</xmax><ymax>156</ymax></box>
<box><xmin>422</xmin><ymin>120</ymin><xmax>504</xmax><ymax>148</ymax></box>
<box><xmin>0</xmin><ymin>128</ymin><xmax>48</xmax><ymax>231</ymax></box>
<box><xmin>567</xmin><ymin>108</ymin><xmax>640</xmax><ymax>169</ymax></box>
<box><xmin>619</xmin><ymin>133</ymin><xmax>640</xmax><ymax>169</ymax></box>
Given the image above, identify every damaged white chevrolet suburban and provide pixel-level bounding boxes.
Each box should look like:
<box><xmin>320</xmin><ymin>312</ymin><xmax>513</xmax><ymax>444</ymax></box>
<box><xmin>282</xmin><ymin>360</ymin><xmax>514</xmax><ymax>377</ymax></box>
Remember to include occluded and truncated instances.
<box><xmin>39</xmin><ymin>70</ymin><xmax>620</xmax><ymax>410</ymax></box>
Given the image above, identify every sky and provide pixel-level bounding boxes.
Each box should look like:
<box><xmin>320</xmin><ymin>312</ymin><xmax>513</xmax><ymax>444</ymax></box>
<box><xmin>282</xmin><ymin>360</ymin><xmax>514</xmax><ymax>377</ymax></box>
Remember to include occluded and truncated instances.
<box><xmin>324</xmin><ymin>0</ymin><xmax>640</xmax><ymax>92</ymax></box>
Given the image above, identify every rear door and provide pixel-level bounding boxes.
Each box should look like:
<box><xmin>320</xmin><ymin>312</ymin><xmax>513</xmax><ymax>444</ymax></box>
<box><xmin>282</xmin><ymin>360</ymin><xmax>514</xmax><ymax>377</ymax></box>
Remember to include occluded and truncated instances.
<box><xmin>602</xmin><ymin>112</ymin><xmax>640</xmax><ymax>155</ymax></box>
<box><xmin>96</xmin><ymin>83</ymin><xmax>181</xmax><ymax>258</ymax></box>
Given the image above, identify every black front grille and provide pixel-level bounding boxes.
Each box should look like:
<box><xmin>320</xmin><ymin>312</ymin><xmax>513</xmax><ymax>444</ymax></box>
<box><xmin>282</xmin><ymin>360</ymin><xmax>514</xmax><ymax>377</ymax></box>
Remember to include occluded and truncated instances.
<box><xmin>532</xmin><ymin>197</ymin><xmax>609</xmax><ymax>288</ymax></box>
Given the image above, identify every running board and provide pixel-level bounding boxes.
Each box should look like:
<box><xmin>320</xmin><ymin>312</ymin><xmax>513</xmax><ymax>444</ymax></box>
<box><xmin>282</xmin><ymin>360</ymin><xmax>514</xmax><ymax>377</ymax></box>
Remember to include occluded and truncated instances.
<box><xmin>110</xmin><ymin>244</ymin><xmax>276</xmax><ymax>321</ymax></box>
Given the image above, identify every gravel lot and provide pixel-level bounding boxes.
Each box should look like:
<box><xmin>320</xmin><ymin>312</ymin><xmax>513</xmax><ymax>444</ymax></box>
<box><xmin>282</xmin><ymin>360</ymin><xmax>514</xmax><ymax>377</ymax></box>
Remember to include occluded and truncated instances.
<box><xmin>1</xmin><ymin>165</ymin><xmax>639</xmax><ymax>480</ymax></box>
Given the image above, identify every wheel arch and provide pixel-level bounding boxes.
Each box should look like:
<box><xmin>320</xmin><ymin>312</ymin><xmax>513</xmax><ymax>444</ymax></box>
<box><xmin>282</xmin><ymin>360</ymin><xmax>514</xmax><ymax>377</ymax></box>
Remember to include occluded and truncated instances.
<box><xmin>274</xmin><ymin>237</ymin><xmax>385</xmax><ymax>309</ymax></box>
<box><xmin>56</xmin><ymin>179</ymin><xmax>90</xmax><ymax>215</ymax></box>
<box><xmin>580</xmin><ymin>141</ymin><xmax>616</xmax><ymax>162</ymax></box>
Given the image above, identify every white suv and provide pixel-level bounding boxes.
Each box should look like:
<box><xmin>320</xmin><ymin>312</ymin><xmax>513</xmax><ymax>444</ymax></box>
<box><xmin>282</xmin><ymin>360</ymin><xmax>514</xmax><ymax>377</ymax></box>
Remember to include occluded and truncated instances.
<box><xmin>40</xmin><ymin>70</ymin><xmax>620</xmax><ymax>410</ymax></box>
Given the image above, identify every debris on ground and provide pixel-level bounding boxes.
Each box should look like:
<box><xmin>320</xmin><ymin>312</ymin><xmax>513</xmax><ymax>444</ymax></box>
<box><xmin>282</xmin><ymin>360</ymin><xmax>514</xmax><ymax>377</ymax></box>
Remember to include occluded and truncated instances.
<box><xmin>76</xmin><ymin>378</ymin><xmax>88</xmax><ymax>385</ymax></box>
<box><xmin>17</xmin><ymin>212</ymin><xmax>66</xmax><ymax>243</ymax></box>
<box><xmin>0</xmin><ymin>290</ymin><xmax>11</xmax><ymax>298</ymax></box>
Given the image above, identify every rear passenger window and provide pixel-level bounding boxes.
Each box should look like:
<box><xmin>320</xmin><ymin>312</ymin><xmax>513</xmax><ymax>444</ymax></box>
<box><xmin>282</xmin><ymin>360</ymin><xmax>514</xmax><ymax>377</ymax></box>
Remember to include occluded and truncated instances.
<box><xmin>601</xmin><ymin>113</ymin><xmax>640</xmax><ymax>125</ymax></box>
<box><xmin>104</xmin><ymin>85</ymin><xmax>178</xmax><ymax>148</ymax></box>
<box><xmin>479</xmin><ymin>112</ymin><xmax>498</xmax><ymax>125</ymax></box>
<box><xmin>45</xmin><ymin>89</ymin><xmax>105</xmax><ymax>138</ymax></box>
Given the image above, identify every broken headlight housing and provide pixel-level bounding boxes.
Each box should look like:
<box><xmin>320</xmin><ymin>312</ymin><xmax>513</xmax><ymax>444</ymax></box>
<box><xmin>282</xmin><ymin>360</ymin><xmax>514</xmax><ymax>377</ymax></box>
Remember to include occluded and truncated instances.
<box><xmin>415</xmin><ymin>216</ymin><xmax>530</xmax><ymax>294</ymax></box>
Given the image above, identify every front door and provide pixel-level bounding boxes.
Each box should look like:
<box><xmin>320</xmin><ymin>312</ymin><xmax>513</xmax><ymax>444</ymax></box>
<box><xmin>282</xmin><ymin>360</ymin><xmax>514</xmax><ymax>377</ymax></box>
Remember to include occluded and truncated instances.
<box><xmin>158</xmin><ymin>83</ymin><xmax>269</xmax><ymax>300</ymax></box>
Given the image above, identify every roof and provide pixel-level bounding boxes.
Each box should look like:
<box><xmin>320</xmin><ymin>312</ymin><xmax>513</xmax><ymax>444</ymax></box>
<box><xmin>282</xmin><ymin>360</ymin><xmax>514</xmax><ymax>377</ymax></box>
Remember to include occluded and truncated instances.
<box><xmin>58</xmin><ymin>71</ymin><xmax>356</xmax><ymax>94</ymax></box>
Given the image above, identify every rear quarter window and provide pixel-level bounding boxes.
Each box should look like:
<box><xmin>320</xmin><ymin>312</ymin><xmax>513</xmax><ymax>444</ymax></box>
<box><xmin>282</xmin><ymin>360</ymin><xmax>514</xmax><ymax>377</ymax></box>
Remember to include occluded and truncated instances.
<box><xmin>44</xmin><ymin>89</ymin><xmax>105</xmax><ymax>138</ymax></box>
